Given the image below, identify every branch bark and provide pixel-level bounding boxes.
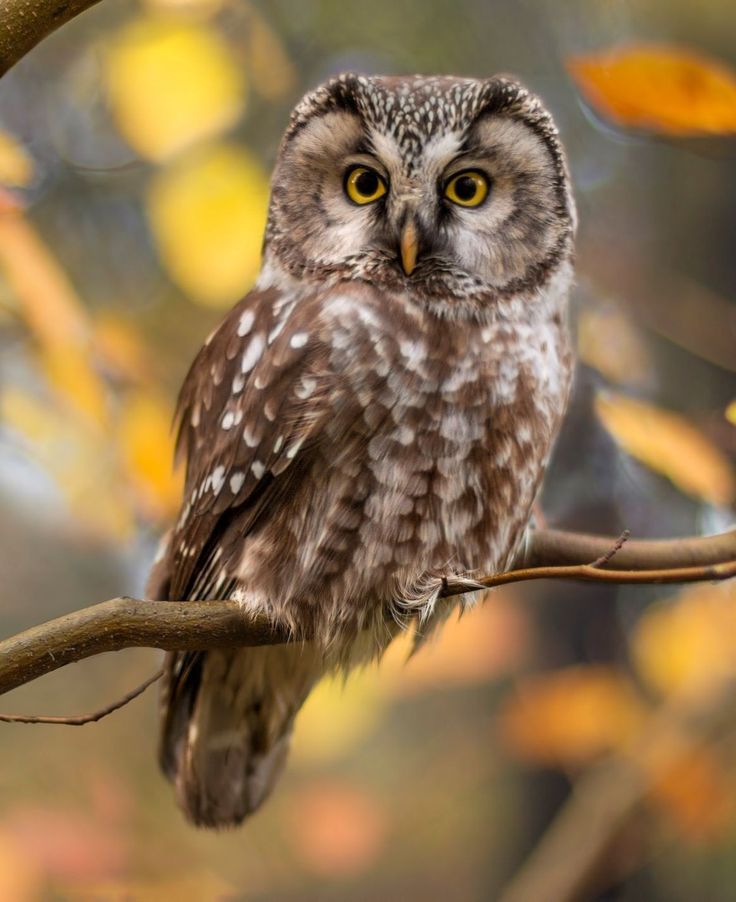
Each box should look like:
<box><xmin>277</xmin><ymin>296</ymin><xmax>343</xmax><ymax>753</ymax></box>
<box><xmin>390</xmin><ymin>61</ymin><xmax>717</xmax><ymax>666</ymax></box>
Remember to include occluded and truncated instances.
<box><xmin>0</xmin><ymin>0</ymin><xmax>102</xmax><ymax>76</ymax></box>
<box><xmin>0</xmin><ymin>527</ymin><xmax>733</xmax><ymax>698</ymax></box>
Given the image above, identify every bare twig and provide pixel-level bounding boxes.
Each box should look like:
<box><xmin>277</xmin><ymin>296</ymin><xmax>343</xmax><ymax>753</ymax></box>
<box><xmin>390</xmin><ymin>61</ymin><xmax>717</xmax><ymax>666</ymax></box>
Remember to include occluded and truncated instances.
<box><xmin>0</xmin><ymin>668</ymin><xmax>164</xmax><ymax>724</ymax></box>
<box><xmin>0</xmin><ymin>0</ymin><xmax>103</xmax><ymax>76</ymax></box>
<box><xmin>588</xmin><ymin>529</ymin><xmax>630</xmax><ymax>568</ymax></box>
<box><xmin>0</xmin><ymin>528</ymin><xmax>733</xmax><ymax>699</ymax></box>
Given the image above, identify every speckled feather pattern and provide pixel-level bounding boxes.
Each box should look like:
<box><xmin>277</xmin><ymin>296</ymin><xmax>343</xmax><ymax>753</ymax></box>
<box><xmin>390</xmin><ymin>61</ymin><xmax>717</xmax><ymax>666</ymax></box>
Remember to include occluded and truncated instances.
<box><xmin>149</xmin><ymin>73</ymin><xmax>576</xmax><ymax>827</ymax></box>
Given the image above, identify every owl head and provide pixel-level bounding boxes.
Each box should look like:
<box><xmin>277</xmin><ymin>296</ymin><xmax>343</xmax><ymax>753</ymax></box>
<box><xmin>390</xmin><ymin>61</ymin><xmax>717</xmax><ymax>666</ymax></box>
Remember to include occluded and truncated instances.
<box><xmin>261</xmin><ymin>73</ymin><xmax>576</xmax><ymax>316</ymax></box>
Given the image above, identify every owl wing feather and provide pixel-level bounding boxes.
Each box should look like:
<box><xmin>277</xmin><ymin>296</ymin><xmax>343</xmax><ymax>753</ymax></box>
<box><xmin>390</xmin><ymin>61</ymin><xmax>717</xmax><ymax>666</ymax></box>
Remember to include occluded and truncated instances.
<box><xmin>167</xmin><ymin>286</ymin><xmax>336</xmax><ymax>602</ymax></box>
<box><xmin>157</xmin><ymin>285</ymin><xmax>347</xmax><ymax>775</ymax></box>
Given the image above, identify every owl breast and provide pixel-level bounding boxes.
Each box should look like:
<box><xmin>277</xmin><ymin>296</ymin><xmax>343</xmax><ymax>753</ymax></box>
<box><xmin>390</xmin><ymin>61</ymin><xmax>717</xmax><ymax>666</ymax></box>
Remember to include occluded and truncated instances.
<box><xmin>232</xmin><ymin>283</ymin><xmax>572</xmax><ymax>637</ymax></box>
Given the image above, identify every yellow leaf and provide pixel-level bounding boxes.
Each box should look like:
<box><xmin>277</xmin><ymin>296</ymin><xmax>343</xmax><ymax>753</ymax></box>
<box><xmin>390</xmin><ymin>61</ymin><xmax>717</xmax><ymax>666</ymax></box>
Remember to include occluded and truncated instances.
<box><xmin>1</xmin><ymin>388</ymin><xmax>134</xmax><ymax>540</ymax></box>
<box><xmin>632</xmin><ymin>582</ymin><xmax>736</xmax><ymax>698</ymax></box>
<box><xmin>0</xmin><ymin>210</ymin><xmax>89</xmax><ymax>351</ymax></box>
<box><xmin>499</xmin><ymin>666</ymin><xmax>646</xmax><ymax>767</ymax></box>
<box><xmin>568</xmin><ymin>43</ymin><xmax>736</xmax><ymax>135</ymax></box>
<box><xmin>40</xmin><ymin>346</ymin><xmax>109</xmax><ymax>427</ymax></box>
<box><xmin>726</xmin><ymin>400</ymin><xmax>736</xmax><ymax>426</ymax></box>
<box><xmin>595</xmin><ymin>392</ymin><xmax>736</xmax><ymax>506</ymax></box>
<box><xmin>93</xmin><ymin>312</ymin><xmax>152</xmax><ymax>384</ymax></box>
<box><xmin>293</xmin><ymin>672</ymin><xmax>385</xmax><ymax>766</ymax></box>
<box><xmin>577</xmin><ymin>306</ymin><xmax>652</xmax><ymax>387</ymax></box>
<box><xmin>105</xmin><ymin>17</ymin><xmax>244</xmax><ymax>162</ymax></box>
<box><xmin>0</xmin><ymin>131</ymin><xmax>33</xmax><ymax>187</ymax></box>
<box><xmin>147</xmin><ymin>143</ymin><xmax>269</xmax><ymax>306</ymax></box>
<box><xmin>118</xmin><ymin>390</ymin><xmax>182</xmax><ymax>520</ymax></box>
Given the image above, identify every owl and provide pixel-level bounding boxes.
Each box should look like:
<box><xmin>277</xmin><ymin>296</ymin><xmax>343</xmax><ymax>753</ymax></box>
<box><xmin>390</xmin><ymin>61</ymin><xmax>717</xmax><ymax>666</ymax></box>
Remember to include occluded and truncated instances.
<box><xmin>147</xmin><ymin>73</ymin><xmax>576</xmax><ymax>828</ymax></box>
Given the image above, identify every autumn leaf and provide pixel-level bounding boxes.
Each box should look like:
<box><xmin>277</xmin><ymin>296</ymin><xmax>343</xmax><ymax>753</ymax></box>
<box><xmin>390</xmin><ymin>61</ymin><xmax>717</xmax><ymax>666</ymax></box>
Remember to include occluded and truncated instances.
<box><xmin>92</xmin><ymin>311</ymin><xmax>153</xmax><ymax>385</ymax></box>
<box><xmin>499</xmin><ymin>666</ymin><xmax>646</xmax><ymax>767</ymax></box>
<box><xmin>649</xmin><ymin>747</ymin><xmax>735</xmax><ymax>842</ymax></box>
<box><xmin>118</xmin><ymin>390</ymin><xmax>182</xmax><ymax>520</ymax></box>
<box><xmin>632</xmin><ymin>582</ymin><xmax>736</xmax><ymax>698</ymax></box>
<box><xmin>105</xmin><ymin>16</ymin><xmax>245</xmax><ymax>161</ymax></box>
<box><xmin>147</xmin><ymin>143</ymin><xmax>269</xmax><ymax>306</ymax></box>
<box><xmin>0</xmin><ymin>388</ymin><xmax>135</xmax><ymax>540</ymax></box>
<box><xmin>287</xmin><ymin>781</ymin><xmax>389</xmax><ymax>876</ymax></box>
<box><xmin>595</xmin><ymin>392</ymin><xmax>736</xmax><ymax>506</ymax></box>
<box><xmin>40</xmin><ymin>346</ymin><xmax>109</xmax><ymax>428</ymax></box>
<box><xmin>568</xmin><ymin>43</ymin><xmax>736</xmax><ymax>136</ymax></box>
<box><xmin>578</xmin><ymin>305</ymin><xmax>653</xmax><ymax>388</ymax></box>
<box><xmin>0</xmin><ymin>209</ymin><xmax>90</xmax><ymax>351</ymax></box>
<box><xmin>293</xmin><ymin>673</ymin><xmax>386</xmax><ymax>766</ymax></box>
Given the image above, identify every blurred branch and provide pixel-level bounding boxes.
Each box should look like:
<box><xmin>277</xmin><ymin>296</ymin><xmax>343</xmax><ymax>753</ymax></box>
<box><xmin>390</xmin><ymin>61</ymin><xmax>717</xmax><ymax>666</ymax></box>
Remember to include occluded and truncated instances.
<box><xmin>0</xmin><ymin>527</ymin><xmax>734</xmax><ymax>700</ymax></box>
<box><xmin>0</xmin><ymin>0</ymin><xmax>101</xmax><ymax>76</ymax></box>
<box><xmin>498</xmin><ymin>677</ymin><xmax>736</xmax><ymax>902</ymax></box>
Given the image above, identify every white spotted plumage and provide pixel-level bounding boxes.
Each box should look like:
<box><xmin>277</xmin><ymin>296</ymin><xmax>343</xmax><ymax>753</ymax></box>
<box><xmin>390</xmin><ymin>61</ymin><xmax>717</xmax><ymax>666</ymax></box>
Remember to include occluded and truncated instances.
<box><xmin>149</xmin><ymin>72</ymin><xmax>576</xmax><ymax>829</ymax></box>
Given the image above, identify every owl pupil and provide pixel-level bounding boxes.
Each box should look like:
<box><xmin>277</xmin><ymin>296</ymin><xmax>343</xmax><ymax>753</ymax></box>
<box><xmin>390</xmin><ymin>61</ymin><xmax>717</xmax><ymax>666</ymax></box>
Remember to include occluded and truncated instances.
<box><xmin>454</xmin><ymin>176</ymin><xmax>478</xmax><ymax>201</ymax></box>
<box><xmin>355</xmin><ymin>170</ymin><xmax>379</xmax><ymax>196</ymax></box>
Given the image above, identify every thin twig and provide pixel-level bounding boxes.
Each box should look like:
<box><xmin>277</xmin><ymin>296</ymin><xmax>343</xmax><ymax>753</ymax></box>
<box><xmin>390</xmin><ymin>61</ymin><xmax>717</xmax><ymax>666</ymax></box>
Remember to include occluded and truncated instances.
<box><xmin>588</xmin><ymin>529</ymin><xmax>631</xmax><ymax>568</ymax></box>
<box><xmin>0</xmin><ymin>668</ymin><xmax>164</xmax><ymax>724</ymax></box>
<box><xmin>0</xmin><ymin>528</ymin><xmax>733</xmax><ymax>699</ymax></box>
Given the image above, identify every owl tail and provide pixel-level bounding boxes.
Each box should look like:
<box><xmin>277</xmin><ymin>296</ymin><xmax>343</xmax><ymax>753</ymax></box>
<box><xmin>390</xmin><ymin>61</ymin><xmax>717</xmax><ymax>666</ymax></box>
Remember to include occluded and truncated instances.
<box><xmin>159</xmin><ymin>643</ymin><xmax>324</xmax><ymax>828</ymax></box>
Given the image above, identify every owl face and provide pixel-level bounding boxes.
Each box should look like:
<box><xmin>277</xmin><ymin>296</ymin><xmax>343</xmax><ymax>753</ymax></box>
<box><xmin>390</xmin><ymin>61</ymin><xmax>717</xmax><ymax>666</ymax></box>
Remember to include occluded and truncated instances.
<box><xmin>263</xmin><ymin>74</ymin><xmax>575</xmax><ymax>314</ymax></box>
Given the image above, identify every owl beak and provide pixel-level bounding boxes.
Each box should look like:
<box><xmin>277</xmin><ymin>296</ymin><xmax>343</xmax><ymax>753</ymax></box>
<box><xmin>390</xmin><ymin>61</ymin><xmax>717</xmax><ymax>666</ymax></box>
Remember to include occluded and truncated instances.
<box><xmin>399</xmin><ymin>220</ymin><xmax>419</xmax><ymax>276</ymax></box>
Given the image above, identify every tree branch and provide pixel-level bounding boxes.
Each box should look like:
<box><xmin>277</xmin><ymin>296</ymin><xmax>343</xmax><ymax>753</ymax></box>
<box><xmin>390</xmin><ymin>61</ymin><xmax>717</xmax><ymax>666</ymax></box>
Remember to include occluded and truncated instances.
<box><xmin>0</xmin><ymin>527</ymin><xmax>733</xmax><ymax>699</ymax></box>
<box><xmin>0</xmin><ymin>0</ymin><xmax>102</xmax><ymax>76</ymax></box>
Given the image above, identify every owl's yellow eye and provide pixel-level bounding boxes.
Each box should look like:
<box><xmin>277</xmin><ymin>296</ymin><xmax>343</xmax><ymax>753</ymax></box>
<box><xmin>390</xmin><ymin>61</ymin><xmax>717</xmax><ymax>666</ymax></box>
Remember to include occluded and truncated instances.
<box><xmin>444</xmin><ymin>170</ymin><xmax>489</xmax><ymax>208</ymax></box>
<box><xmin>345</xmin><ymin>166</ymin><xmax>387</xmax><ymax>205</ymax></box>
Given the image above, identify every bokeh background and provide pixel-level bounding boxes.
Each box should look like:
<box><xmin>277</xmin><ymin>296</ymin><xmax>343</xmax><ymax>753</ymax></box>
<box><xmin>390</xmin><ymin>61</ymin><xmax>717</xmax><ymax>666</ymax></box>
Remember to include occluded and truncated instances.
<box><xmin>0</xmin><ymin>0</ymin><xmax>735</xmax><ymax>899</ymax></box>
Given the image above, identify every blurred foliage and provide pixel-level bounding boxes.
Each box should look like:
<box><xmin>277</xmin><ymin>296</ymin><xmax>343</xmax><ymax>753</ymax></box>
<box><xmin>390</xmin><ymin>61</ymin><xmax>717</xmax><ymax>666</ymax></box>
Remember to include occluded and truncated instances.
<box><xmin>568</xmin><ymin>43</ymin><xmax>736</xmax><ymax>135</ymax></box>
<box><xmin>0</xmin><ymin>1</ymin><xmax>734</xmax><ymax>900</ymax></box>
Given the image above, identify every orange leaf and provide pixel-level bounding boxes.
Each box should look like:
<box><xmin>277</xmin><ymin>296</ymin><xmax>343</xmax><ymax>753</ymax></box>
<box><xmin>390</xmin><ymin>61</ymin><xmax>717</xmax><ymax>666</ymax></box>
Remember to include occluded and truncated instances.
<box><xmin>632</xmin><ymin>582</ymin><xmax>736</xmax><ymax>699</ymax></box>
<box><xmin>568</xmin><ymin>44</ymin><xmax>736</xmax><ymax>135</ymax></box>
<box><xmin>500</xmin><ymin>666</ymin><xmax>646</xmax><ymax>767</ymax></box>
<box><xmin>595</xmin><ymin>392</ymin><xmax>736</xmax><ymax>506</ymax></box>
<box><xmin>650</xmin><ymin>747</ymin><xmax>735</xmax><ymax>842</ymax></box>
<box><xmin>287</xmin><ymin>781</ymin><xmax>388</xmax><ymax>876</ymax></box>
<box><xmin>118</xmin><ymin>390</ymin><xmax>182</xmax><ymax>520</ymax></box>
<box><xmin>0</xmin><ymin>210</ymin><xmax>90</xmax><ymax>350</ymax></box>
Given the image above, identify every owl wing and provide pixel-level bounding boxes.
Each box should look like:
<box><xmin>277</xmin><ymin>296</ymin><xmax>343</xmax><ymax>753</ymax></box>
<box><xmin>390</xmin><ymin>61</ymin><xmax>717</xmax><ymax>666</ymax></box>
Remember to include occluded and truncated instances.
<box><xmin>155</xmin><ymin>285</ymin><xmax>346</xmax><ymax>768</ymax></box>
<box><xmin>166</xmin><ymin>285</ymin><xmax>337</xmax><ymax>603</ymax></box>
